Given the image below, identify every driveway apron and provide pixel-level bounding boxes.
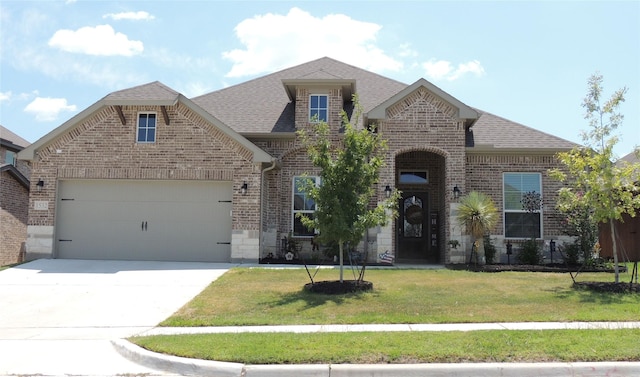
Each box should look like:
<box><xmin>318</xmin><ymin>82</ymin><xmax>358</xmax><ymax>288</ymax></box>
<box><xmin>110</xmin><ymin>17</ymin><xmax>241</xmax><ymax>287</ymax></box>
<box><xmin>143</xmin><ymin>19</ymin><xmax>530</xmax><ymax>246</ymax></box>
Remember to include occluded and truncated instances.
<box><xmin>0</xmin><ymin>259</ymin><xmax>231</xmax><ymax>375</ymax></box>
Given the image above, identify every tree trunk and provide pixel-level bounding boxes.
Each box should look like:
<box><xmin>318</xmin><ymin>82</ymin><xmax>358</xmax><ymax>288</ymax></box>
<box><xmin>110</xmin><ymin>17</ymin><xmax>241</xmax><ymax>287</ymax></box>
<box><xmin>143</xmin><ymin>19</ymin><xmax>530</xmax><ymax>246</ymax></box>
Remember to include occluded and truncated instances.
<box><xmin>339</xmin><ymin>240</ymin><xmax>344</xmax><ymax>283</ymax></box>
<box><xmin>609</xmin><ymin>219</ymin><xmax>619</xmax><ymax>283</ymax></box>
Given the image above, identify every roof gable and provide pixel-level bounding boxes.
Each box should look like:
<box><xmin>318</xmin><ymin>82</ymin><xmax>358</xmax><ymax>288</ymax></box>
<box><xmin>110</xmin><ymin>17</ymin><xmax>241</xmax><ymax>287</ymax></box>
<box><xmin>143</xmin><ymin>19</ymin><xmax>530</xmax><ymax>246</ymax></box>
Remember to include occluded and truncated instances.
<box><xmin>18</xmin><ymin>82</ymin><xmax>272</xmax><ymax>163</ymax></box>
<box><xmin>367</xmin><ymin>78</ymin><xmax>478</xmax><ymax>121</ymax></box>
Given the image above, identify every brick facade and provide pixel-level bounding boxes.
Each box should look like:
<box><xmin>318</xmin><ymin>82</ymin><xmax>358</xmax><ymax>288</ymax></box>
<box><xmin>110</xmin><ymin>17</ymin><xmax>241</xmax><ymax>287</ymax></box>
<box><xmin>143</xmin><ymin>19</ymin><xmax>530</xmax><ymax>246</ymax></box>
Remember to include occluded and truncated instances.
<box><xmin>25</xmin><ymin>103</ymin><xmax>262</xmax><ymax>260</ymax></box>
<box><xmin>1</xmin><ymin>144</ymin><xmax>30</xmax><ymax>265</ymax></box>
<box><xmin>18</xmin><ymin>59</ymin><xmax>576</xmax><ymax>265</ymax></box>
<box><xmin>1</xmin><ymin>170</ymin><xmax>29</xmax><ymax>265</ymax></box>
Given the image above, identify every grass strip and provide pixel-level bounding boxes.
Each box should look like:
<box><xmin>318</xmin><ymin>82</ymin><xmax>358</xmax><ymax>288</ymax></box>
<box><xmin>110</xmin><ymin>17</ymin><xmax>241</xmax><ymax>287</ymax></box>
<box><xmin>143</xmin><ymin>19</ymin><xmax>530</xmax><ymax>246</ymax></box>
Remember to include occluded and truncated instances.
<box><xmin>131</xmin><ymin>329</ymin><xmax>640</xmax><ymax>364</ymax></box>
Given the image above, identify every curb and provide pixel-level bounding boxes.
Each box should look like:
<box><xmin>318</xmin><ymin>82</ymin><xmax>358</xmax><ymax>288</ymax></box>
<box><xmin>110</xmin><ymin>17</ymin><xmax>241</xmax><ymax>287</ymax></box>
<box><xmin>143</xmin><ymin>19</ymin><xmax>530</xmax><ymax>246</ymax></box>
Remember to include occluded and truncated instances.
<box><xmin>113</xmin><ymin>339</ymin><xmax>640</xmax><ymax>377</ymax></box>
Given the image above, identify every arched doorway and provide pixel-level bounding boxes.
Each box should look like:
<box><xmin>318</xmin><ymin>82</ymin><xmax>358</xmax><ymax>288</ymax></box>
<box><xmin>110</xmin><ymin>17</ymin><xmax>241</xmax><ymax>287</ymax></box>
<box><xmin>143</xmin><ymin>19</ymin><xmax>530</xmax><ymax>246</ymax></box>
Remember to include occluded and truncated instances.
<box><xmin>395</xmin><ymin>150</ymin><xmax>445</xmax><ymax>263</ymax></box>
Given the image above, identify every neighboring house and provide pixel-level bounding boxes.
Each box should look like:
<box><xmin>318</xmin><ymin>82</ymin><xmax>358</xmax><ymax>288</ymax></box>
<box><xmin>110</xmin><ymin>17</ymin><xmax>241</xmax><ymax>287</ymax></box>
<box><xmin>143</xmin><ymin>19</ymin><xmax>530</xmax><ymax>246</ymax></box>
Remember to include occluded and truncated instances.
<box><xmin>1</xmin><ymin>125</ymin><xmax>31</xmax><ymax>265</ymax></box>
<box><xmin>599</xmin><ymin>150</ymin><xmax>640</xmax><ymax>261</ymax></box>
<box><xmin>18</xmin><ymin>57</ymin><xmax>577</xmax><ymax>264</ymax></box>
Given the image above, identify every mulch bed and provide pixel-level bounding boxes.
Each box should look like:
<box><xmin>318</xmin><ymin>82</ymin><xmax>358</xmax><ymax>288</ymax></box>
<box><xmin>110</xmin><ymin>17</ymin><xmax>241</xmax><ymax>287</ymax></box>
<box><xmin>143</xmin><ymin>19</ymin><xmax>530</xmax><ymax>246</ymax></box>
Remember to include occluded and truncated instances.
<box><xmin>304</xmin><ymin>280</ymin><xmax>373</xmax><ymax>294</ymax></box>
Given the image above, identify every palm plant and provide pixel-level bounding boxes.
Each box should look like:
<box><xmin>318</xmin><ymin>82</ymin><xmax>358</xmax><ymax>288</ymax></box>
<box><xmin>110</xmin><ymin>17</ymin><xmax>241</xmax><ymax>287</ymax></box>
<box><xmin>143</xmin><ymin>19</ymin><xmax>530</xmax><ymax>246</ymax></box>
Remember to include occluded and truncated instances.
<box><xmin>456</xmin><ymin>191</ymin><xmax>499</xmax><ymax>264</ymax></box>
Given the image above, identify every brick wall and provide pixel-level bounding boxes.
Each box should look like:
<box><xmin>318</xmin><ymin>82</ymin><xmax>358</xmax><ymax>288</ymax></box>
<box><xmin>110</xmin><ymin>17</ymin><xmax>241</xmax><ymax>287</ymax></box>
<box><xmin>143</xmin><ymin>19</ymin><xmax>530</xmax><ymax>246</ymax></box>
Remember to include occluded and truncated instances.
<box><xmin>465</xmin><ymin>153</ymin><xmax>567</xmax><ymax>237</ymax></box>
<box><xmin>27</xmin><ymin>103</ymin><xmax>262</xmax><ymax>258</ymax></box>
<box><xmin>1</xmin><ymin>171</ymin><xmax>28</xmax><ymax>265</ymax></box>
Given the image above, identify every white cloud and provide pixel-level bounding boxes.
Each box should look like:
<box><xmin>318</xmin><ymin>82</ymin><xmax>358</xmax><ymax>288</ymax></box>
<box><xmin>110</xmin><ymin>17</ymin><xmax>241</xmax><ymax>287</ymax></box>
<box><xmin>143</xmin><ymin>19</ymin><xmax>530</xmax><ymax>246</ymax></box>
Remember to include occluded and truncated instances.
<box><xmin>103</xmin><ymin>11</ymin><xmax>155</xmax><ymax>21</ymax></box>
<box><xmin>398</xmin><ymin>43</ymin><xmax>418</xmax><ymax>58</ymax></box>
<box><xmin>48</xmin><ymin>24</ymin><xmax>143</xmax><ymax>56</ymax></box>
<box><xmin>223</xmin><ymin>7</ymin><xmax>402</xmax><ymax>77</ymax></box>
<box><xmin>24</xmin><ymin>97</ymin><xmax>77</xmax><ymax>122</ymax></box>
<box><xmin>0</xmin><ymin>91</ymin><xmax>11</xmax><ymax>103</ymax></box>
<box><xmin>422</xmin><ymin>59</ymin><xmax>486</xmax><ymax>81</ymax></box>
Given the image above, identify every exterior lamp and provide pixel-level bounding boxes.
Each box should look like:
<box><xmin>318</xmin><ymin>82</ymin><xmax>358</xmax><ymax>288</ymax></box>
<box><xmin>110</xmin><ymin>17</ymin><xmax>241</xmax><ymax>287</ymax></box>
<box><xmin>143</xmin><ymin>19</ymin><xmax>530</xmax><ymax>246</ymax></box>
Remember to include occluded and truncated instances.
<box><xmin>453</xmin><ymin>185</ymin><xmax>461</xmax><ymax>199</ymax></box>
<box><xmin>384</xmin><ymin>185</ymin><xmax>392</xmax><ymax>198</ymax></box>
<box><xmin>506</xmin><ymin>241</ymin><xmax>513</xmax><ymax>265</ymax></box>
<box><xmin>36</xmin><ymin>179</ymin><xmax>45</xmax><ymax>191</ymax></box>
<box><xmin>240</xmin><ymin>182</ymin><xmax>248</xmax><ymax>195</ymax></box>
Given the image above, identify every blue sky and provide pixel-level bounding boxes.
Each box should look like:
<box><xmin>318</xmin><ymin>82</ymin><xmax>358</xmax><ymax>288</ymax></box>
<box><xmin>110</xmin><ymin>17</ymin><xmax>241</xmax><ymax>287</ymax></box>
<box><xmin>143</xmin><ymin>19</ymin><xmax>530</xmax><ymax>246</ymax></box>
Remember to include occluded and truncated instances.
<box><xmin>1</xmin><ymin>1</ymin><xmax>638</xmax><ymax>157</ymax></box>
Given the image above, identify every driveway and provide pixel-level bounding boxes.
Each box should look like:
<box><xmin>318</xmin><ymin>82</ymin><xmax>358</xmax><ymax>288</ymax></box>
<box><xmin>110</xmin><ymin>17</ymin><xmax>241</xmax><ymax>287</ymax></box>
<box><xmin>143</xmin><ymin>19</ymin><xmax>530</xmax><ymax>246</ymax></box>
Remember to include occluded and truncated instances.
<box><xmin>0</xmin><ymin>258</ymin><xmax>232</xmax><ymax>375</ymax></box>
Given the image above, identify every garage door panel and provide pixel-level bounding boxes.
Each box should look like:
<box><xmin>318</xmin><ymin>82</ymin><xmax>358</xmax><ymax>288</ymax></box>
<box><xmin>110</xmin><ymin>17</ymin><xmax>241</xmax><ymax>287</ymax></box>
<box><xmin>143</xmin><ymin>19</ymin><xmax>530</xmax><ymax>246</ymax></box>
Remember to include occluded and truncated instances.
<box><xmin>57</xmin><ymin>180</ymin><xmax>232</xmax><ymax>262</ymax></box>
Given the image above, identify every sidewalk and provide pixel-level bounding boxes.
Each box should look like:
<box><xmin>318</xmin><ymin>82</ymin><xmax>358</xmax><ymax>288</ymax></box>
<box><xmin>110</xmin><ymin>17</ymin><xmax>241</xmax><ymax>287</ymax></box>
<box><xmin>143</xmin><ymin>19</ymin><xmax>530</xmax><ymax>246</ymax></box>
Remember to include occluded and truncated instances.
<box><xmin>114</xmin><ymin>322</ymin><xmax>640</xmax><ymax>377</ymax></box>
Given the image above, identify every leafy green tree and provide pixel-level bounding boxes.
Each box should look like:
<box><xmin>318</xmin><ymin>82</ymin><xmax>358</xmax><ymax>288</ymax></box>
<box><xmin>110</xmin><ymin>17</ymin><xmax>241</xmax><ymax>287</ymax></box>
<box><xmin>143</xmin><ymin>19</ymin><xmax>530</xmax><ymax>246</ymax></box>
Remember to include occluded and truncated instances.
<box><xmin>456</xmin><ymin>191</ymin><xmax>498</xmax><ymax>264</ymax></box>
<box><xmin>297</xmin><ymin>98</ymin><xmax>399</xmax><ymax>282</ymax></box>
<box><xmin>550</xmin><ymin>73</ymin><xmax>640</xmax><ymax>282</ymax></box>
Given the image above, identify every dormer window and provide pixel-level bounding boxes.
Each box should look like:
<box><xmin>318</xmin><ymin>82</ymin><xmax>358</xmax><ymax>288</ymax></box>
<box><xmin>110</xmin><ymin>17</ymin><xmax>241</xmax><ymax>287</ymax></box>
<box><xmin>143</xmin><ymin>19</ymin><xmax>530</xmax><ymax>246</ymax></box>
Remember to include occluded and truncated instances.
<box><xmin>309</xmin><ymin>95</ymin><xmax>328</xmax><ymax>123</ymax></box>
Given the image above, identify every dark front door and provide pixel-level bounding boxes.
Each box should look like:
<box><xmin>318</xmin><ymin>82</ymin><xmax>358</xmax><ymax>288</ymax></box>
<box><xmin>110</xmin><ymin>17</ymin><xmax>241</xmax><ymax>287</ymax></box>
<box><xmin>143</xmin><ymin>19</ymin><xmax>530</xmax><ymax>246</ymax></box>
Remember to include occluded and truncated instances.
<box><xmin>398</xmin><ymin>192</ymin><xmax>431</xmax><ymax>262</ymax></box>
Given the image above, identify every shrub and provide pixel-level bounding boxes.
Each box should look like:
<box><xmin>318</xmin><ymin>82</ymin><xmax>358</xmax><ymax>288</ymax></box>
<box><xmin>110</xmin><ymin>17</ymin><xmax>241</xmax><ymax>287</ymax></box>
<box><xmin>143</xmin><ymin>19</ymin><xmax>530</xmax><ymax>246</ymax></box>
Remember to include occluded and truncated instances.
<box><xmin>483</xmin><ymin>235</ymin><xmax>497</xmax><ymax>264</ymax></box>
<box><xmin>517</xmin><ymin>239</ymin><xmax>542</xmax><ymax>265</ymax></box>
<box><xmin>560</xmin><ymin>242</ymin><xmax>581</xmax><ymax>266</ymax></box>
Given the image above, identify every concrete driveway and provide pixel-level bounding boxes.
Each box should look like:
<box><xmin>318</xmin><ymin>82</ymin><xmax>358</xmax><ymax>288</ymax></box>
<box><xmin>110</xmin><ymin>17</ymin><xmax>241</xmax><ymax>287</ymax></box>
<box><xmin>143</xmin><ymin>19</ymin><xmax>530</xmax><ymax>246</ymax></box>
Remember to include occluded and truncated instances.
<box><xmin>0</xmin><ymin>258</ymin><xmax>232</xmax><ymax>376</ymax></box>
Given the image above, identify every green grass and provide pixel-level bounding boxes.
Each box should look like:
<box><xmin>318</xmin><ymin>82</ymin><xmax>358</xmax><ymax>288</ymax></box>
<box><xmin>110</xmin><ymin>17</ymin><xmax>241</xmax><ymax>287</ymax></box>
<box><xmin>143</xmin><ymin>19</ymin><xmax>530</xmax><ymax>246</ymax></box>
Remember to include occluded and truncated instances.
<box><xmin>161</xmin><ymin>267</ymin><xmax>640</xmax><ymax>326</ymax></box>
<box><xmin>132</xmin><ymin>329</ymin><xmax>640</xmax><ymax>364</ymax></box>
<box><xmin>131</xmin><ymin>266</ymin><xmax>640</xmax><ymax>364</ymax></box>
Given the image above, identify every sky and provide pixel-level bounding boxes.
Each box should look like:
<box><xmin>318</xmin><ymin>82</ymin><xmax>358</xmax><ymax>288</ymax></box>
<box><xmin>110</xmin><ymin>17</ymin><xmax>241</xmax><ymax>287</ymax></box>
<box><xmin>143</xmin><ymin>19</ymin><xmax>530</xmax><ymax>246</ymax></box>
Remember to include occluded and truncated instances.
<box><xmin>1</xmin><ymin>1</ymin><xmax>638</xmax><ymax>158</ymax></box>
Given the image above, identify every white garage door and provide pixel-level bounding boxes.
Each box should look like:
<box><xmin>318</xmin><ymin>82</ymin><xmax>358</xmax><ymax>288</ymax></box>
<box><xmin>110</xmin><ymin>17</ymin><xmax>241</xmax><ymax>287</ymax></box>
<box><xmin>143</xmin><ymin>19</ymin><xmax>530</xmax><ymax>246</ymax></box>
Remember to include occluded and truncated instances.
<box><xmin>56</xmin><ymin>180</ymin><xmax>232</xmax><ymax>262</ymax></box>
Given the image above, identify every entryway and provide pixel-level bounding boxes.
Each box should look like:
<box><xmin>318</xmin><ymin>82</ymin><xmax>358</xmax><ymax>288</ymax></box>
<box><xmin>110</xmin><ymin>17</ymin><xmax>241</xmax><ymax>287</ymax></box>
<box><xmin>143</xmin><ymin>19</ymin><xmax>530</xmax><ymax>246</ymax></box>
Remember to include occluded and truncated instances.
<box><xmin>395</xmin><ymin>150</ymin><xmax>445</xmax><ymax>263</ymax></box>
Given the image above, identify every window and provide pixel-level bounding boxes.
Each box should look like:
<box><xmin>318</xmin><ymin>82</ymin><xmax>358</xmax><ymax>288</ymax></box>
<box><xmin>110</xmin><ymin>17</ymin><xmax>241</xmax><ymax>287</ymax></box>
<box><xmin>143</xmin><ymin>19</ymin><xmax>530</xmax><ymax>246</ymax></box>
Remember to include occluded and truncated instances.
<box><xmin>503</xmin><ymin>172</ymin><xmax>542</xmax><ymax>238</ymax></box>
<box><xmin>399</xmin><ymin>171</ymin><xmax>429</xmax><ymax>184</ymax></box>
<box><xmin>137</xmin><ymin>113</ymin><xmax>156</xmax><ymax>143</ymax></box>
<box><xmin>309</xmin><ymin>95</ymin><xmax>328</xmax><ymax>122</ymax></box>
<box><xmin>292</xmin><ymin>176</ymin><xmax>319</xmax><ymax>237</ymax></box>
<box><xmin>4</xmin><ymin>150</ymin><xmax>16</xmax><ymax>166</ymax></box>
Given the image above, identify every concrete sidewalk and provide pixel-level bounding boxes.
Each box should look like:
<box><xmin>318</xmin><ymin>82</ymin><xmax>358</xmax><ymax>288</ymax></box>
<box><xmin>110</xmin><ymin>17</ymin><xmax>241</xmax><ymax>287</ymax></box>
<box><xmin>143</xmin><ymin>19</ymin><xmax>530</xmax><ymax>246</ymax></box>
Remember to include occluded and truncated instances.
<box><xmin>115</xmin><ymin>322</ymin><xmax>640</xmax><ymax>377</ymax></box>
<box><xmin>140</xmin><ymin>321</ymin><xmax>640</xmax><ymax>335</ymax></box>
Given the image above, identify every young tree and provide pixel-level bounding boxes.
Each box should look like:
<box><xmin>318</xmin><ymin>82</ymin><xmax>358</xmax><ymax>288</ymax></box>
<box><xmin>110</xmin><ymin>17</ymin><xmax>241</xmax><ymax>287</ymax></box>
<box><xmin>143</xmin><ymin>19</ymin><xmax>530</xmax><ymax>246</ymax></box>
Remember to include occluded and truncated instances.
<box><xmin>297</xmin><ymin>98</ymin><xmax>398</xmax><ymax>282</ymax></box>
<box><xmin>550</xmin><ymin>73</ymin><xmax>640</xmax><ymax>282</ymax></box>
<box><xmin>456</xmin><ymin>191</ymin><xmax>498</xmax><ymax>265</ymax></box>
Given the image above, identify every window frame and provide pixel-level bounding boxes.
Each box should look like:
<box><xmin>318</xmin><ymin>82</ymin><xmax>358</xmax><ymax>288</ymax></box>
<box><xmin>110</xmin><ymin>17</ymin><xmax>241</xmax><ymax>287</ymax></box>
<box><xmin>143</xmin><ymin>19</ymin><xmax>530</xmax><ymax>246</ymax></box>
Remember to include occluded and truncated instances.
<box><xmin>4</xmin><ymin>150</ymin><xmax>17</xmax><ymax>166</ymax></box>
<box><xmin>503</xmin><ymin>172</ymin><xmax>543</xmax><ymax>239</ymax></box>
<box><xmin>309</xmin><ymin>94</ymin><xmax>328</xmax><ymax>123</ymax></box>
<box><xmin>292</xmin><ymin>175</ymin><xmax>319</xmax><ymax>237</ymax></box>
<box><xmin>136</xmin><ymin>112</ymin><xmax>157</xmax><ymax>143</ymax></box>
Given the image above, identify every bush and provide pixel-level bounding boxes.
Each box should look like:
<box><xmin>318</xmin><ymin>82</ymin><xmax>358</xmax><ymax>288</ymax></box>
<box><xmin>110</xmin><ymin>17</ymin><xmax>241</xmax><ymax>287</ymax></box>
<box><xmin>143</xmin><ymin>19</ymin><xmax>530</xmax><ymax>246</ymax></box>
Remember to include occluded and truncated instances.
<box><xmin>517</xmin><ymin>239</ymin><xmax>542</xmax><ymax>265</ymax></box>
<box><xmin>560</xmin><ymin>242</ymin><xmax>581</xmax><ymax>266</ymax></box>
<box><xmin>483</xmin><ymin>235</ymin><xmax>497</xmax><ymax>264</ymax></box>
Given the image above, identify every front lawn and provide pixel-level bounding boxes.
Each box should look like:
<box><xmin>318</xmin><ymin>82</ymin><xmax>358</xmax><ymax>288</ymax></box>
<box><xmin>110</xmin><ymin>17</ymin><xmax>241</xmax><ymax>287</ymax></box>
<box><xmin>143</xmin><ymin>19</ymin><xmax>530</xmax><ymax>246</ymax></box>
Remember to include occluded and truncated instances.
<box><xmin>161</xmin><ymin>267</ymin><xmax>640</xmax><ymax>326</ymax></box>
<box><xmin>131</xmin><ymin>267</ymin><xmax>640</xmax><ymax>364</ymax></box>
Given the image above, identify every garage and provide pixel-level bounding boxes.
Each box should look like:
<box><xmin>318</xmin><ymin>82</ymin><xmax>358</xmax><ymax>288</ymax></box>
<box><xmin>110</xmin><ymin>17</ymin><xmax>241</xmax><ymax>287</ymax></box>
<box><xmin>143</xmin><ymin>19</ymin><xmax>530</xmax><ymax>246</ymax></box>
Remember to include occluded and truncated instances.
<box><xmin>56</xmin><ymin>180</ymin><xmax>232</xmax><ymax>262</ymax></box>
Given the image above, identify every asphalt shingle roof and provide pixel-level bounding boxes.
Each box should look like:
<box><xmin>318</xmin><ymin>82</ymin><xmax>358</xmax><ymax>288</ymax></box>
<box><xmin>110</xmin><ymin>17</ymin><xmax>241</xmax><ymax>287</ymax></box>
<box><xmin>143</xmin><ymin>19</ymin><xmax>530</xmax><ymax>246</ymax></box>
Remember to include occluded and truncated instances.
<box><xmin>191</xmin><ymin>57</ymin><xmax>577</xmax><ymax>151</ymax></box>
<box><xmin>0</xmin><ymin>125</ymin><xmax>30</xmax><ymax>149</ymax></box>
<box><xmin>104</xmin><ymin>81</ymin><xmax>180</xmax><ymax>103</ymax></box>
<box><xmin>191</xmin><ymin>57</ymin><xmax>407</xmax><ymax>134</ymax></box>
<box><xmin>467</xmin><ymin>110</ymin><xmax>578</xmax><ymax>150</ymax></box>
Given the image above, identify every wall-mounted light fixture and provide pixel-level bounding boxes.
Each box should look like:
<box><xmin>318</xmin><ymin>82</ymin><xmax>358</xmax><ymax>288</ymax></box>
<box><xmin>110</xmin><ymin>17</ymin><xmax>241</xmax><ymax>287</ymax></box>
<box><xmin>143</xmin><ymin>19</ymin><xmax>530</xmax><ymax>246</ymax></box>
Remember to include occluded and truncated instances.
<box><xmin>36</xmin><ymin>179</ymin><xmax>45</xmax><ymax>191</ymax></box>
<box><xmin>384</xmin><ymin>185</ymin><xmax>392</xmax><ymax>198</ymax></box>
<box><xmin>240</xmin><ymin>182</ymin><xmax>248</xmax><ymax>195</ymax></box>
<box><xmin>453</xmin><ymin>185</ymin><xmax>461</xmax><ymax>199</ymax></box>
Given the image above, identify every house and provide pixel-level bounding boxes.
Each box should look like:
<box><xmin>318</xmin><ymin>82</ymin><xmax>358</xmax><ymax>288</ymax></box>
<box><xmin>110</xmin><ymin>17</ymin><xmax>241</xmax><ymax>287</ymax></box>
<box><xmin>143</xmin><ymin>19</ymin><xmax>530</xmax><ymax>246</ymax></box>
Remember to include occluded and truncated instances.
<box><xmin>18</xmin><ymin>57</ymin><xmax>578</xmax><ymax>264</ymax></box>
<box><xmin>598</xmin><ymin>150</ymin><xmax>640</xmax><ymax>262</ymax></box>
<box><xmin>1</xmin><ymin>125</ymin><xmax>31</xmax><ymax>265</ymax></box>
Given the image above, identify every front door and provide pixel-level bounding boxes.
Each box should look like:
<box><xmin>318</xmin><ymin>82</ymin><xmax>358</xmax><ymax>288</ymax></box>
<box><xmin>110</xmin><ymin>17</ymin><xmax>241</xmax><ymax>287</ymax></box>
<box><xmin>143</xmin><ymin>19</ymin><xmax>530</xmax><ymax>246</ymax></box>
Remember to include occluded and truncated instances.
<box><xmin>398</xmin><ymin>192</ymin><xmax>430</xmax><ymax>262</ymax></box>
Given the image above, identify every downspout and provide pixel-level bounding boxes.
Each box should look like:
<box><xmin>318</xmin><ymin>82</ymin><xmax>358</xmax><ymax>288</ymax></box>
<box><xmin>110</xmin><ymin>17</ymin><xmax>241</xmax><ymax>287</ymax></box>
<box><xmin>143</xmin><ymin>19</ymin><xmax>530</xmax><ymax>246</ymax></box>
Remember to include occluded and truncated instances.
<box><xmin>260</xmin><ymin>158</ymin><xmax>278</xmax><ymax>259</ymax></box>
